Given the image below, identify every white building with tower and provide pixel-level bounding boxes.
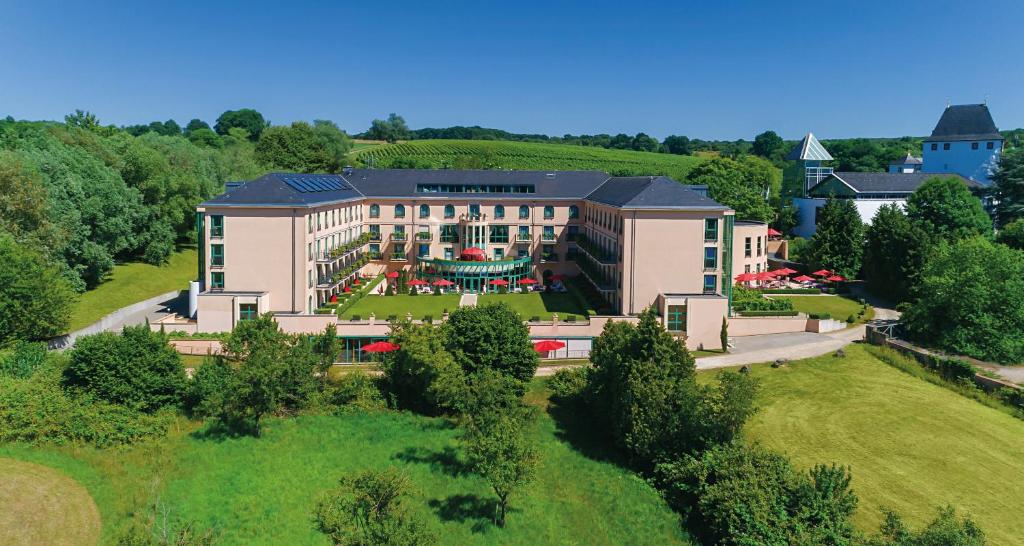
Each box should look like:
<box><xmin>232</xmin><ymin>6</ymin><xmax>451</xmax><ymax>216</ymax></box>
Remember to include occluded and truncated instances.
<box><xmin>790</xmin><ymin>103</ymin><xmax>998</xmax><ymax>238</ymax></box>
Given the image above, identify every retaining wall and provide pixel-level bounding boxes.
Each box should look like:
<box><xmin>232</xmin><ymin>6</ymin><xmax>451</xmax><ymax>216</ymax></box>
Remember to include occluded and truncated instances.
<box><xmin>49</xmin><ymin>289</ymin><xmax>184</xmax><ymax>350</ymax></box>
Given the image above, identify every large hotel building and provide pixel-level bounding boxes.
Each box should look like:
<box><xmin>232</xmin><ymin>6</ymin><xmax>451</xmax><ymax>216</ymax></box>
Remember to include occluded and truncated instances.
<box><xmin>191</xmin><ymin>169</ymin><xmax>769</xmax><ymax>350</ymax></box>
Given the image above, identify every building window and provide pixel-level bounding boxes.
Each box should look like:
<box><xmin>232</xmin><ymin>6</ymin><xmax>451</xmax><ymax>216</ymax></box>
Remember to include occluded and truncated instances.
<box><xmin>444</xmin><ymin>247</ymin><xmax>453</xmax><ymax>260</ymax></box>
<box><xmin>542</xmin><ymin>225</ymin><xmax>555</xmax><ymax>241</ymax></box>
<box><xmin>744</xmin><ymin>237</ymin><xmax>752</xmax><ymax>258</ymax></box>
<box><xmin>518</xmin><ymin>248</ymin><xmax>529</xmax><ymax>258</ymax></box>
<box><xmin>210</xmin><ymin>244</ymin><xmax>224</xmax><ymax>267</ymax></box>
<box><xmin>971</xmin><ymin>142</ymin><xmax>979</xmax><ymax>150</ymax></box>
<box><xmin>210</xmin><ymin>215</ymin><xmax>224</xmax><ymax>237</ymax></box>
<box><xmin>519</xmin><ymin>205</ymin><xmax>529</xmax><ymax>219</ymax></box>
<box><xmin>394</xmin><ymin>204</ymin><xmax>405</xmax><ymax>218</ymax></box>
<box><xmin>704</xmin><ymin>247</ymin><xmax>717</xmax><ymax>269</ymax></box>
<box><xmin>518</xmin><ymin>225</ymin><xmax>530</xmax><ymax>240</ymax></box>
<box><xmin>667</xmin><ymin>304</ymin><xmax>686</xmax><ymax>332</ymax></box>
<box><xmin>308</xmin><ymin>215</ymin><xmax>314</xmax><ymax>233</ymax></box>
<box><xmin>393</xmin><ymin>243</ymin><xmax>405</xmax><ymax>259</ymax></box>
<box><xmin>369</xmin><ymin>243</ymin><xmax>380</xmax><ymax>258</ymax></box>
<box><xmin>567</xmin><ymin>225</ymin><xmax>579</xmax><ymax>241</ymax></box>
<box><xmin>943</xmin><ymin>143</ymin><xmax>950</xmax><ymax>150</ymax></box>
<box><xmin>494</xmin><ymin>248</ymin><xmax>504</xmax><ymax>260</ymax></box>
<box><xmin>369</xmin><ymin>204</ymin><xmax>380</xmax><ymax>218</ymax></box>
<box><xmin>239</xmin><ymin>303</ymin><xmax>258</xmax><ymax>321</ymax></box>
<box><xmin>756</xmin><ymin>237</ymin><xmax>762</xmax><ymax>257</ymax></box>
<box><xmin>489</xmin><ymin>225</ymin><xmax>509</xmax><ymax>243</ymax></box>
<box><xmin>543</xmin><ymin>205</ymin><xmax>554</xmax><ymax>219</ymax></box>
<box><xmin>444</xmin><ymin>204</ymin><xmax>455</xmax><ymax>218</ymax></box>
<box><xmin>568</xmin><ymin>205</ymin><xmax>579</xmax><ymax>219</ymax></box>
<box><xmin>308</xmin><ymin>269</ymin><xmax>313</xmax><ymax>288</ymax></box>
<box><xmin>987</xmin><ymin>141</ymin><xmax>995</xmax><ymax>150</ymax></box>
<box><xmin>704</xmin><ymin>218</ymin><xmax>718</xmax><ymax>241</ymax></box>
<box><xmin>494</xmin><ymin>204</ymin><xmax>505</xmax><ymax>219</ymax></box>
<box><xmin>930</xmin><ymin>143</ymin><xmax>938</xmax><ymax>151</ymax></box>
<box><xmin>542</xmin><ymin>244</ymin><xmax>556</xmax><ymax>261</ymax></box>
<box><xmin>468</xmin><ymin>204</ymin><xmax>480</xmax><ymax>219</ymax></box>
<box><xmin>419</xmin><ymin>204</ymin><xmax>430</xmax><ymax>218</ymax></box>
<box><xmin>418</xmin><ymin>244</ymin><xmax>430</xmax><ymax>258</ymax></box>
<box><xmin>211</xmin><ymin>271</ymin><xmax>224</xmax><ymax>289</ymax></box>
<box><xmin>703</xmin><ymin>275</ymin><xmax>717</xmax><ymax>294</ymax></box>
<box><xmin>440</xmin><ymin>224</ymin><xmax>459</xmax><ymax>243</ymax></box>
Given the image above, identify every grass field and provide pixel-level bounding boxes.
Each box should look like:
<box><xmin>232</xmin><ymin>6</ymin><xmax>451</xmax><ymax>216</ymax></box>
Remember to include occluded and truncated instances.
<box><xmin>0</xmin><ymin>382</ymin><xmax>687</xmax><ymax>545</ymax></box>
<box><xmin>771</xmin><ymin>294</ymin><xmax>872</xmax><ymax>324</ymax></box>
<box><xmin>477</xmin><ymin>293</ymin><xmax>588</xmax><ymax>320</ymax></box>
<box><xmin>355</xmin><ymin>140</ymin><xmax>705</xmax><ymax>181</ymax></box>
<box><xmin>0</xmin><ymin>458</ymin><xmax>101</xmax><ymax>546</ymax></box>
<box><xmin>68</xmin><ymin>248</ymin><xmax>197</xmax><ymax>332</ymax></box>
<box><xmin>337</xmin><ymin>294</ymin><xmax>462</xmax><ymax>320</ymax></box>
<box><xmin>730</xmin><ymin>344</ymin><xmax>1024</xmax><ymax>545</ymax></box>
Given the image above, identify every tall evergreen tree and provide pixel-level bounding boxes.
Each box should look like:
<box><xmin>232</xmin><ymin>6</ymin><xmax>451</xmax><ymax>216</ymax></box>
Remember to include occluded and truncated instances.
<box><xmin>806</xmin><ymin>197</ymin><xmax>865</xmax><ymax>279</ymax></box>
<box><xmin>863</xmin><ymin>204</ymin><xmax>932</xmax><ymax>302</ymax></box>
<box><xmin>990</xmin><ymin>146</ymin><xmax>1024</xmax><ymax>227</ymax></box>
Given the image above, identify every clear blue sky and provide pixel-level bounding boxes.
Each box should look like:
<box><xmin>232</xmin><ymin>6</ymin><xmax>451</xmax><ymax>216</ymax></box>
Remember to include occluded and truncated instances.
<box><xmin>2</xmin><ymin>0</ymin><xmax>1021</xmax><ymax>140</ymax></box>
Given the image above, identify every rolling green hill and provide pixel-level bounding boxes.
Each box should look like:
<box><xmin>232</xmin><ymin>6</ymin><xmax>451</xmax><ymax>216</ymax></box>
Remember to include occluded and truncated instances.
<box><xmin>354</xmin><ymin>139</ymin><xmax>706</xmax><ymax>180</ymax></box>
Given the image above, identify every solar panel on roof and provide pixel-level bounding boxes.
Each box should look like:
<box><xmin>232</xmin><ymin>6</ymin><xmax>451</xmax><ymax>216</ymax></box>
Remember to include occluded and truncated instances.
<box><xmin>281</xmin><ymin>174</ymin><xmax>352</xmax><ymax>193</ymax></box>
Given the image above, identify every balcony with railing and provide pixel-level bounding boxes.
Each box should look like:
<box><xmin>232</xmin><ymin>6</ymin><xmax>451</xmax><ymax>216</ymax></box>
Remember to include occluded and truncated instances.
<box><xmin>575</xmin><ymin>234</ymin><xmax>616</xmax><ymax>265</ymax></box>
<box><xmin>576</xmin><ymin>252</ymin><xmax>616</xmax><ymax>292</ymax></box>
<box><xmin>390</xmin><ymin>252</ymin><xmax>407</xmax><ymax>261</ymax></box>
<box><xmin>541</xmin><ymin>231</ymin><xmax>557</xmax><ymax>242</ymax></box>
<box><xmin>541</xmin><ymin>252</ymin><xmax>559</xmax><ymax>262</ymax></box>
<box><xmin>415</xmin><ymin>231</ymin><xmax>433</xmax><ymax>242</ymax></box>
<box><xmin>390</xmin><ymin>231</ymin><xmax>408</xmax><ymax>242</ymax></box>
<box><xmin>316</xmin><ymin>233</ymin><xmax>371</xmax><ymax>263</ymax></box>
<box><xmin>368</xmin><ymin>232</ymin><xmax>381</xmax><ymax>242</ymax></box>
<box><xmin>516</xmin><ymin>232</ymin><xmax>532</xmax><ymax>242</ymax></box>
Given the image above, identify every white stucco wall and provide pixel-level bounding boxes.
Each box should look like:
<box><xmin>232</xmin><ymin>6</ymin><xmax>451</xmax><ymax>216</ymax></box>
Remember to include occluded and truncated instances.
<box><xmin>793</xmin><ymin>197</ymin><xmax>906</xmax><ymax>238</ymax></box>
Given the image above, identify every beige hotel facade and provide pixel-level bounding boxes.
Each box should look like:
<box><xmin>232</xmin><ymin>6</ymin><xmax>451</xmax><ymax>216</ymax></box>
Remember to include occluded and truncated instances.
<box><xmin>191</xmin><ymin>169</ymin><xmax>768</xmax><ymax>350</ymax></box>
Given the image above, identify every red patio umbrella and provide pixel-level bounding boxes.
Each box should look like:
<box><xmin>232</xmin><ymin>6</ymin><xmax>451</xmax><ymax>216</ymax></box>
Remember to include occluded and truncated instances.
<box><xmin>811</xmin><ymin>269</ymin><xmax>832</xmax><ymax>277</ymax></box>
<box><xmin>777</xmin><ymin>267</ymin><xmax>798</xmax><ymax>275</ymax></box>
<box><xmin>329</xmin><ymin>294</ymin><xmax>338</xmax><ymax>303</ymax></box>
<box><xmin>489</xmin><ymin>279</ymin><xmax>509</xmax><ymax>286</ymax></box>
<box><xmin>408</xmin><ymin>279</ymin><xmax>428</xmax><ymax>286</ymax></box>
<box><xmin>460</xmin><ymin>247</ymin><xmax>485</xmax><ymax>261</ymax></box>
<box><xmin>827</xmin><ymin>275</ymin><xmax>846</xmax><ymax>282</ymax></box>
<box><xmin>533</xmin><ymin>340</ymin><xmax>566</xmax><ymax>353</ymax></box>
<box><xmin>361</xmin><ymin>341</ymin><xmax>400</xmax><ymax>353</ymax></box>
<box><xmin>432</xmin><ymin>279</ymin><xmax>455</xmax><ymax>286</ymax></box>
<box><xmin>767</xmin><ymin>228</ymin><xmax>783</xmax><ymax>237</ymax></box>
<box><xmin>767</xmin><ymin>268</ymin><xmax>791</xmax><ymax>276</ymax></box>
<box><xmin>734</xmin><ymin>272</ymin><xmax>757</xmax><ymax>282</ymax></box>
<box><xmin>753</xmin><ymin>271</ymin><xmax>775</xmax><ymax>281</ymax></box>
<box><xmin>343</xmin><ymin>286</ymin><xmax>351</xmax><ymax>293</ymax></box>
<box><xmin>518</xmin><ymin>278</ymin><xmax>538</xmax><ymax>284</ymax></box>
<box><xmin>386</xmin><ymin>271</ymin><xmax>400</xmax><ymax>279</ymax></box>
<box><xmin>792</xmin><ymin>275</ymin><xmax>814</xmax><ymax>283</ymax></box>
<box><xmin>353</xmin><ymin>279</ymin><xmax>360</xmax><ymax>285</ymax></box>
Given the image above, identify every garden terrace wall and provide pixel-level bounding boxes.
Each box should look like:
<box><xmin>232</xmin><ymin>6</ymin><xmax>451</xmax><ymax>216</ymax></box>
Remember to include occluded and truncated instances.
<box><xmin>170</xmin><ymin>339</ymin><xmax>223</xmax><ymax>356</ymax></box>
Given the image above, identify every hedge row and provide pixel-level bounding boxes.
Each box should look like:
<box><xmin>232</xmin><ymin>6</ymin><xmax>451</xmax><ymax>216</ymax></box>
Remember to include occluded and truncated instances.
<box><xmin>760</xmin><ymin>288</ymin><xmax>821</xmax><ymax>294</ymax></box>
<box><xmin>737</xmin><ymin>310</ymin><xmax>800</xmax><ymax>317</ymax></box>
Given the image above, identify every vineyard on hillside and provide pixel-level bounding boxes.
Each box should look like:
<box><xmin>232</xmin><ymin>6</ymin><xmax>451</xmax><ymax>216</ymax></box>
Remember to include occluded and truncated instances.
<box><xmin>353</xmin><ymin>139</ymin><xmax>705</xmax><ymax>180</ymax></box>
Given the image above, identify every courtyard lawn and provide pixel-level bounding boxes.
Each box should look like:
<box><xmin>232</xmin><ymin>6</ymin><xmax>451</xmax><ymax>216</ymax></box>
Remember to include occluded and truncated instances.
<box><xmin>477</xmin><ymin>292</ymin><xmax>589</xmax><ymax>320</ymax></box>
<box><xmin>1</xmin><ymin>385</ymin><xmax>687</xmax><ymax>545</ymax></box>
<box><xmin>771</xmin><ymin>294</ymin><xmax>872</xmax><ymax>324</ymax></box>
<box><xmin>724</xmin><ymin>344</ymin><xmax>1024</xmax><ymax>545</ymax></box>
<box><xmin>68</xmin><ymin>248</ymin><xmax>198</xmax><ymax>332</ymax></box>
<box><xmin>337</xmin><ymin>294</ymin><xmax>461</xmax><ymax>321</ymax></box>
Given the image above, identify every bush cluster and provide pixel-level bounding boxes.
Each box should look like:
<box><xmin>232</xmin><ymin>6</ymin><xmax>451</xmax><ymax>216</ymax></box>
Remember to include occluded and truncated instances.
<box><xmin>732</xmin><ymin>285</ymin><xmax>794</xmax><ymax>312</ymax></box>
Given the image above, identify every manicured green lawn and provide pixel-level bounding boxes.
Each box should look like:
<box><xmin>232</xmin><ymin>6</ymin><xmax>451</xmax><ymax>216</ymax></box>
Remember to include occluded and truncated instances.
<box><xmin>337</xmin><ymin>294</ymin><xmax>462</xmax><ymax>320</ymax></box>
<box><xmin>724</xmin><ymin>344</ymin><xmax>1024</xmax><ymax>544</ymax></box>
<box><xmin>478</xmin><ymin>293</ymin><xmax>589</xmax><ymax>320</ymax></box>
<box><xmin>771</xmin><ymin>294</ymin><xmax>872</xmax><ymax>323</ymax></box>
<box><xmin>68</xmin><ymin>248</ymin><xmax>198</xmax><ymax>332</ymax></box>
<box><xmin>1</xmin><ymin>383</ymin><xmax>687</xmax><ymax>545</ymax></box>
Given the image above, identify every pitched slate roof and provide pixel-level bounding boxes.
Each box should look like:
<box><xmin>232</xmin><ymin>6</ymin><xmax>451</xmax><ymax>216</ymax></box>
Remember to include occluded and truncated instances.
<box><xmin>811</xmin><ymin>172</ymin><xmax>980</xmax><ymax>195</ymax></box>
<box><xmin>202</xmin><ymin>173</ymin><xmax>364</xmax><ymax>207</ymax></box>
<box><xmin>889</xmin><ymin>153</ymin><xmax>923</xmax><ymax>165</ymax></box>
<box><xmin>344</xmin><ymin>168</ymin><xmax>608</xmax><ymax>199</ymax></box>
<box><xmin>201</xmin><ymin>169</ymin><xmax>728</xmax><ymax>210</ymax></box>
<box><xmin>586</xmin><ymin>176</ymin><xmax>727</xmax><ymax>209</ymax></box>
<box><xmin>924</xmin><ymin>104</ymin><xmax>1003</xmax><ymax>142</ymax></box>
<box><xmin>785</xmin><ymin>132</ymin><xmax>834</xmax><ymax>161</ymax></box>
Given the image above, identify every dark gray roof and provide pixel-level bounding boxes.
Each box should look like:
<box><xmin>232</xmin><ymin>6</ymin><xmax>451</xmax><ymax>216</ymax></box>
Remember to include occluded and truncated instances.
<box><xmin>202</xmin><ymin>169</ymin><xmax>729</xmax><ymax>210</ymax></box>
<box><xmin>813</xmin><ymin>172</ymin><xmax>980</xmax><ymax>194</ymax></box>
<box><xmin>202</xmin><ymin>173</ymin><xmax>364</xmax><ymax>207</ymax></box>
<box><xmin>586</xmin><ymin>176</ymin><xmax>727</xmax><ymax>209</ymax></box>
<box><xmin>889</xmin><ymin>153</ymin><xmax>923</xmax><ymax>165</ymax></box>
<box><xmin>924</xmin><ymin>104</ymin><xmax>1003</xmax><ymax>142</ymax></box>
<box><xmin>344</xmin><ymin>168</ymin><xmax>608</xmax><ymax>199</ymax></box>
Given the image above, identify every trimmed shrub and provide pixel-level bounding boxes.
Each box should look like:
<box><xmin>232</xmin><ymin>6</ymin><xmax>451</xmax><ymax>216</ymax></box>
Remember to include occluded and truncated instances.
<box><xmin>547</xmin><ymin>367</ymin><xmax>589</xmax><ymax>403</ymax></box>
<box><xmin>331</xmin><ymin>370</ymin><xmax>385</xmax><ymax>411</ymax></box>
<box><xmin>809</xmin><ymin>313</ymin><xmax>832</xmax><ymax>320</ymax></box>
<box><xmin>738</xmin><ymin>310</ymin><xmax>799</xmax><ymax>317</ymax></box>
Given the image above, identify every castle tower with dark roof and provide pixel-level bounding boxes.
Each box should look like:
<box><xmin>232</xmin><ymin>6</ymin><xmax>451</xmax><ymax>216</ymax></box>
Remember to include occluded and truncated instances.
<box><xmin>921</xmin><ymin>103</ymin><xmax>1003</xmax><ymax>184</ymax></box>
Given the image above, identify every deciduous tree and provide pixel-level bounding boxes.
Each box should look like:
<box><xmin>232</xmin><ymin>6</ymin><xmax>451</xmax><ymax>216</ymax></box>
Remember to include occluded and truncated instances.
<box><xmin>443</xmin><ymin>303</ymin><xmax>538</xmax><ymax>389</ymax></box>
<box><xmin>214</xmin><ymin>108</ymin><xmax>268</xmax><ymax>141</ymax></box>
<box><xmin>314</xmin><ymin>467</ymin><xmax>437</xmax><ymax>545</ymax></box>
<box><xmin>990</xmin><ymin>146</ymin><xmax>1024</xmax><ymax>227</ymax></box>
<box><xmin>0</xmin><ymin>233</ymin><xmax>76</xmax><ymax>343</ymax></box>
<box><xmin>905</xmin><ymin>176</ymin><xmax>991</xmax><ymax>240</ymax></box>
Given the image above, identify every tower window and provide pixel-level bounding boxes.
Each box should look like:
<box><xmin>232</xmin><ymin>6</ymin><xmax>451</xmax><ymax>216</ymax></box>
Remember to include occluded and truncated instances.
<box><xmin>943</xmin><ymin>143</ymin><xmax>950</xmax><ymax>150</ymax></box>
<box><xmin>972</xmin><ymin>142</ymin><xmax>979</xmax><ymax>150</ymax></box>
<box><xmin>930</xmin><ymin>143</ymin><xmax>937</xmax><ymax>151</ymax></box>
<box><xmin>987</xmin><ymin>142</ymin><xmax>994</xmax><ymax>150</ymax></box>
